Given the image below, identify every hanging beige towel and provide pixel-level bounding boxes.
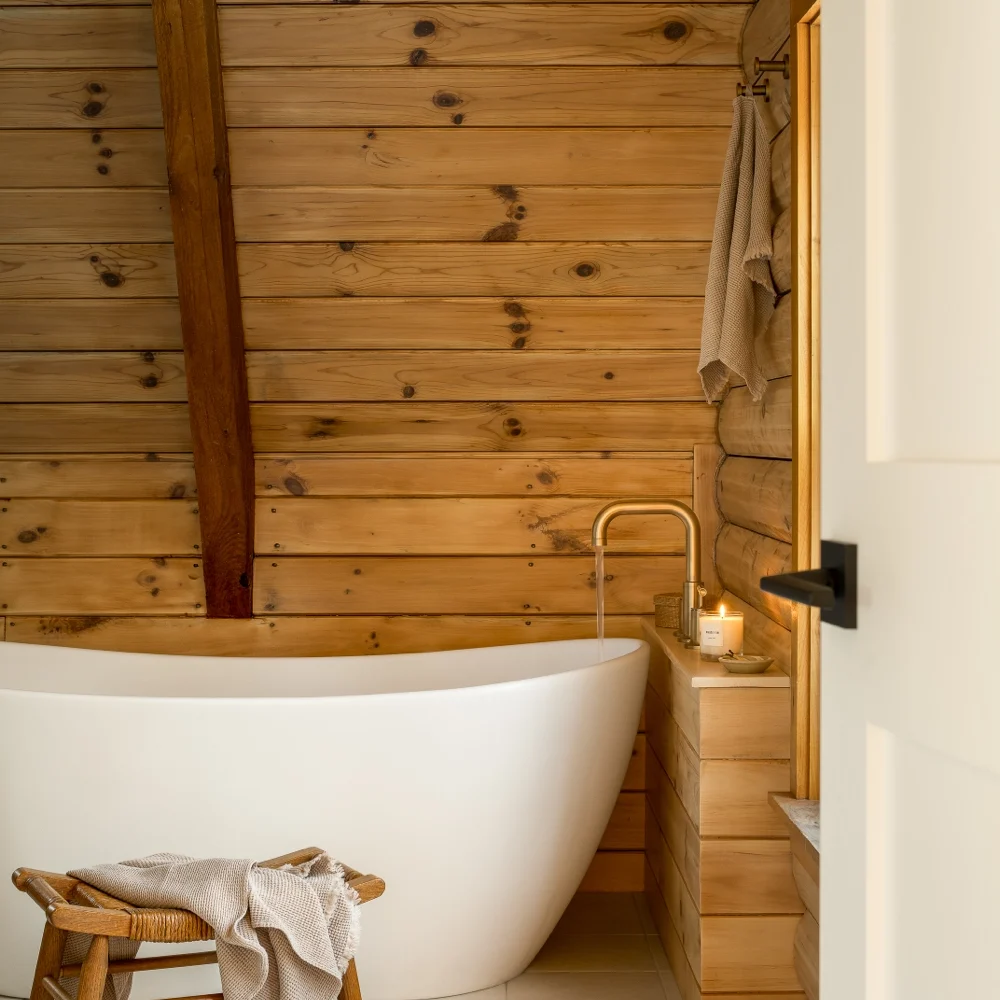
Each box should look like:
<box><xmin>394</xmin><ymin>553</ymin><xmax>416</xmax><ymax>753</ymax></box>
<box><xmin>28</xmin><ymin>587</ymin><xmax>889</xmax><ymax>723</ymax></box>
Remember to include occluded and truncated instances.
<box><xmin>61</xmin><ymin>851</ymin><xmax>361</xmax><ymax>1000</ymax></box>
<box><xmin>698</xmin><ymin>95</ymin><xmax>775</xmax><ymax>402</ymax></box>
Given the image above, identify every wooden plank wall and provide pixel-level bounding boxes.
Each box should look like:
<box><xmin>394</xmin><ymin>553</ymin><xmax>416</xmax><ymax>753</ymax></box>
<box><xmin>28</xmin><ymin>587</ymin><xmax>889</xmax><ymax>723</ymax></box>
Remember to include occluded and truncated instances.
<box><xmin>0</xmin><ymin>0</ymin><xmax>741</xmax><ymax>888</ymax></box>
<box><xmin>715</xmin><ymin>0</ymin><xmax>793</xmax><ymax>674</ymax></box>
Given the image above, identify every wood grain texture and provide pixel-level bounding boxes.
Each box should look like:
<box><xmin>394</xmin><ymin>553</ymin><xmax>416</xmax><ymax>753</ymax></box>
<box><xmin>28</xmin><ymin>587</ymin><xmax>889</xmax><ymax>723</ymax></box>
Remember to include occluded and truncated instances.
<box><xmin>0</xmin><ymin>244</ymin><xmax>176</xmax><ymax>298</ymax></box>
<box><xmin>0</xmin><ymin>455</ymin><xmax>197</xmax><ymax>498</ymax></box>
<box><xmin>256</xmin><ymin>453</ymin><xmax>693</xmax><ymax>497</ymax></box>
<box><xmin>740</xmin><ymin>0</ymin><xmax>788</xmax><ymax>82</ymax></box>
<box><xmin>218</xmin><ymin>4</ymin><xmax>746</xmax><ymax>67</ymax></box>
<box><xmin>253</xmin><ymin>554</ymin><xmax>682</xmax><ymax>614</ymax></box>
<box><xmin>222</xmin><ymin>67</ymin><xmax>740</xmax><ymax>127</ymax></box>
<box><xmin>0</xmin><ymin>558</ymin><xmax>205</xmax><ymax>614</ymax></box>
<box><xmin>718</xmin><ymin>377</ymin><xmax>792</xmax><ymax>459</ymax></box>
<box><xmin>256</xmin><ymin>496</ymin><xmax>691</xmax><ymax>554</ymax></box>
<box><xmin>232</xmin><ymin>185</ymin><xmax>718</xmax><ymax>242</ymax></box>
<box><xmin>715</xmin><ymin>522</ymin><xmax>793</xmax><ymax>629</ymax></box>
<box><xmin>237</xmin><ymin>242</ymin><xmax>711</xmax><ymax>297</ymax></box>
<box><xmin>246</xmin><ymin>350</ymin><xmax>703</xmax><ymax>402</ymax></box>
<box><xmin>698</xmin><ymin>686</ymin><xmax>791</xmax><ymax>759</ymax></box>
<box><xmin>0</xmin><ymin>130</ymin><xmax>167</xmax><ymax>187</ymax></box>
<box><xmin>599</xmin><ymin>792</ymin><xmax>645</xmax><ymax>850</ymax></box>
<box><xmin>0</xmin><ymin>71</ymin><xmax>162</xmax><ymax>128</ymax></box>
<box><xmin>228</xmin><ymin>127</ymin><xmax>730</xmax><ymax>186</ymax></box>
<box><xmin>4</xmin><ymin>612</ymin><xmax>644</xmax><ymax>654</ymax></box>
<box><xmin>0</xmin><ymin>299</ymin><xmax>182</xmax><ymax>350</ymax></box>
<box><xmin>0</xmin><ymin>8</ymin><xmax>156</xmax><ymax>68</ymax></box>
<box><xmin>242</xmin><ymin>297</ymin><xmax>705</xmax><ymax>350</ymax></box>
<box><xmin>0</xmin><ymin>404</ymin><xmax>191</xmax><ymax>453</ymax></box>
<box><xmin>0</xmin><ymin>352</ymin><xmax>186</xmax><ymax>402</ymax></box>
<box><xmin>579</xmin><ymin>852</ymin><xmax>643</xmax><ymax>893</ymax></box>
<box><xmin>716</xmin><ymin>455</ymin><xmax>793</xmax><ymax>542</ymax></box>
<box><xmin>692</xmin><ymin>441</ymin><xmax>723</xmax><ymax>604</ymax></box>
<box><xmin>726</xmin><ymin>291</ymin><xmax>791</xmax><ymax>386</ymax></box>
<box><xmin>770</xmin><ymin>204</ymin><xmax>791</xmax><ymax>293</ymax></box>
<box><xmin>0</xmin><ymin>499</ymin><xmax>200</xmax><ymax>556</ymax></box>
<box><xmin>700</xmin><ymin>838</ymin><xmax>801</xmax><ymax>916</ymax></box>
<box><xmin>0</xmin><ymin>190</ymin><xmax>172</xmax><ymax>243</ymax></box>
<box><xmin>755</xmin><ymin>39</ymin><xmax>790</xmax><ymax>139</ymax></box>
<box><xmin>250</xmin><ymin>401</ymin><xmax>718</xmax><ymax>452</ymax></box>
<box><xmin>151</xmin><ymin>0</ymin><xmax>254</xmax><ymax>616</ymax></box>
<box><xmin>720</xmin><ymin>588</ymin><xmax>790</xmax><ymax>673</ymax></box>
<box><xmin>700</xmin><ymin>915</ymin><xmax>802</xmax><ymax>992</ymax></box>
<box><xmin>794</xmin><ymin>910</ymin><xmax>819</xmax><ymax>1000</ymax></box>
<box><xmin>771</xmin><ymin>123</ymin><xmax>791</xmax><ymax>217</ymax></box>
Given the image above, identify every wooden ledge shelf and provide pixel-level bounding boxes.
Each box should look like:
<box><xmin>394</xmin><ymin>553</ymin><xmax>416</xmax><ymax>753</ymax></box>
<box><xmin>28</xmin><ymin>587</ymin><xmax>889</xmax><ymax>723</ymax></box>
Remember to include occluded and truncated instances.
<box><xmin>641</xmin><ymin>616</ymin><xmax>791</xmax><ymax>688</ymax></box>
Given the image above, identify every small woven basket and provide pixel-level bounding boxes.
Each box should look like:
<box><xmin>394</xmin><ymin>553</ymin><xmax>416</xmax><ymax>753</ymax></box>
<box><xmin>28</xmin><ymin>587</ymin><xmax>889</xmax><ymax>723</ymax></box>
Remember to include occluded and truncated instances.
<box><xmin>653</xmin><ymin>593</ymin><xmax>682</xmax><ymax>630</ymax></box>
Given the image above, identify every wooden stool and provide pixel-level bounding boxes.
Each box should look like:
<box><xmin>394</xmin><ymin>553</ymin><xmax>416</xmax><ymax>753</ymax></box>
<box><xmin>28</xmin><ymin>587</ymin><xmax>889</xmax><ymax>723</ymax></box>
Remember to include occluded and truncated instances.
<box><xmin>12</xmin><ymin>847</ymin><xmax>385</xmax><ymax>1000</ymax></box>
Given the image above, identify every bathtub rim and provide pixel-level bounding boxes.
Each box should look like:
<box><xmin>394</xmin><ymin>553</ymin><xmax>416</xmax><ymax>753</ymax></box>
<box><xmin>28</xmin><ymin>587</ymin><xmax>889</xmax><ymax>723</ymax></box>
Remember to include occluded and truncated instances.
<box><xmin>0</xmin><ymin>636</ymin><xmax>649</xmax><ymax>702</ymax></box>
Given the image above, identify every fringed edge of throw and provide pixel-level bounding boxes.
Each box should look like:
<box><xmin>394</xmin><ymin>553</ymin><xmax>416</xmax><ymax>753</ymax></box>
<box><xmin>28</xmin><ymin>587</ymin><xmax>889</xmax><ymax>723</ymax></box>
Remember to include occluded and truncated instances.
<box><xmin>326</xmin><ymin>860</ymin><xmax>363</xmax><ymax>977</ymax></box>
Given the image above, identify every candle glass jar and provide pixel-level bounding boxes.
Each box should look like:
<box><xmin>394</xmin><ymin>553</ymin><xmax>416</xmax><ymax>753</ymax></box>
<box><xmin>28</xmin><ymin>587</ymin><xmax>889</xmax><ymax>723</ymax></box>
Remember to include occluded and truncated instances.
<box><xmin>699</xmin><ymin>609</ymin><xmax>744</xmax><ymax>661</ymax></box>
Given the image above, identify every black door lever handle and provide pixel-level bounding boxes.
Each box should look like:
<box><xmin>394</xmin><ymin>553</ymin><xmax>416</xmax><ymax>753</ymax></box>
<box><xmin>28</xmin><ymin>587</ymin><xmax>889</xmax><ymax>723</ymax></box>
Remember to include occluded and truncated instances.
<box><xmin>759</xmin><ymin>568</ymin><xmax>836</xmax><ymax>609</ymax></box>
<box><xmin>759</xmin><ymin>540</ymin><xmax>857</xmax><ymax>629</ymax></box>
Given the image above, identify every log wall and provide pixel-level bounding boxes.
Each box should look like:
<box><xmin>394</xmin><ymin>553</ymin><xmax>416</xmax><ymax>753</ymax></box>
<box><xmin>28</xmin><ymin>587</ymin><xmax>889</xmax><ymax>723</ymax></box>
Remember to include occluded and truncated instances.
<box><xmin>0</xmin><ymin>0</ymin><xmax>738</xmax><ymax>890</ymax></box>
<box><xmin>714</xmin><ymin>0</ymin><xmax>793</xmax><ymax>677</ymax></box>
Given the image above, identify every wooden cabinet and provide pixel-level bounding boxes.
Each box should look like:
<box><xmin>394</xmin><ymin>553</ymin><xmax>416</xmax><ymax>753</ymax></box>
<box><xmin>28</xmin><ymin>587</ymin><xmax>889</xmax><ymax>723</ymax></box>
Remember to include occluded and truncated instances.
<box><xmin>642</xmin><ymin>620</ymin><xmax>806</xmax><ymax>999</ymax></box>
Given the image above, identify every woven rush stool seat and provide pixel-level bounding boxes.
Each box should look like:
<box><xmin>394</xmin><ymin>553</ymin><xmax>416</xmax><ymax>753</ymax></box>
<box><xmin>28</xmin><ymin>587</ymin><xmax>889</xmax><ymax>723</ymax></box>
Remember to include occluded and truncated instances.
<box><xmin>12</xmin><ymin>847</ymin><xmax>385</xmax><ymax>1000</ymax></box>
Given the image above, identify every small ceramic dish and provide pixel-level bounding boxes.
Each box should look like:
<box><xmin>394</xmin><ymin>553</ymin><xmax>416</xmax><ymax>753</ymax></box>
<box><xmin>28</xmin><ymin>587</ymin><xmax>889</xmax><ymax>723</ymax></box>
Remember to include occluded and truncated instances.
<box><xmin>720</xmin><ymin>653</ymin><xmax>774</xmax><ymax>675</ymax></box>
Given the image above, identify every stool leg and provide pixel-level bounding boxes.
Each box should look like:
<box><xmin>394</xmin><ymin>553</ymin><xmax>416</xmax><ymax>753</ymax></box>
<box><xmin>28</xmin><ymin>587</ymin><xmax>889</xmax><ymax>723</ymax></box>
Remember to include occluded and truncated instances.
<box><xmin>338</xmin><ymin>959</ymin><xmax>363</xmax><ymax>1000</ymax></box>
<box><xmin>29</xmin><ymin>924</ymin><xmax>68</xmax><ymax>1000</ymax></box>
<box><xmin>77</xmin><ymin>935</ymin><xmax>109</xmax><ymax>1000</ymax></box>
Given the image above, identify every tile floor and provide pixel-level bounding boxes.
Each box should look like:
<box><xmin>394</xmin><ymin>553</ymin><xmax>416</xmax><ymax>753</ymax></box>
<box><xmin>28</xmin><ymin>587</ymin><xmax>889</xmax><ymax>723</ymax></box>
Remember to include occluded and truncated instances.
<box><xmin>448</xmin><ymin>893</ymin><xmax>681</xmax><ymax>1000</ymax></box>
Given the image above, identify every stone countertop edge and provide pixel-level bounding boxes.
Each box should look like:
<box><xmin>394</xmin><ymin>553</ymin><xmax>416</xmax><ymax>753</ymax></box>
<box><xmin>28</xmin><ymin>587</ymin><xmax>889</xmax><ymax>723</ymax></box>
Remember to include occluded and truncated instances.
<box><xmin>770</xmin><ymin>793</ymin><xmax>821</xmax><ymax>858</ymax></box>
<box><xmin>640</xmin><ymin>616</ymin><xmax>791</xmax><ymax>689</ymax></box>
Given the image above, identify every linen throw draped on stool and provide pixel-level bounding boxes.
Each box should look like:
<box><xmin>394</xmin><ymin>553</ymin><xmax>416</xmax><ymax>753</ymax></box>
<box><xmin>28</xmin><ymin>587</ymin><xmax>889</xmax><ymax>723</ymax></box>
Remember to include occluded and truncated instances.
<box><xmin>60</xmin><ymin>851</ymin><xmax>361</xmax><ymax>1000</ymax></box>
<box><xmin>698</xmin><ymin>94</ymin><xmax>775</xmax><ymax>402</ymax></box>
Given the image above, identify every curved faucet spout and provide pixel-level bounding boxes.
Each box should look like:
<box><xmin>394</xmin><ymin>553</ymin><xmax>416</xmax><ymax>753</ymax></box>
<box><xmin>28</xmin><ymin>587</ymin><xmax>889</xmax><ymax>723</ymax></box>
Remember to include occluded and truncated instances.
<box><xmin>592</xmin><ymin>499</ymin><xmax>704</xmax><ymax>645</ymax></box>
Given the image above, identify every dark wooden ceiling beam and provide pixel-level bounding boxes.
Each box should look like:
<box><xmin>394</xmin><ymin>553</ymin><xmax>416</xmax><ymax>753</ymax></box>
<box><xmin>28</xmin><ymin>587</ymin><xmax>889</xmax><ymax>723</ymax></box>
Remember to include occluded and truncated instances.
<box><xmin>150</xmin><ymin>0</ymin><xmax>253</xmax><ymax>617</ymax></box>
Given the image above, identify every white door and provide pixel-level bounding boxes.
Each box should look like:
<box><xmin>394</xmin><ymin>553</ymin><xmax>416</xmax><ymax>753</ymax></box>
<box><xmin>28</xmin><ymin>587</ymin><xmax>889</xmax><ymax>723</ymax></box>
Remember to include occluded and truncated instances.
<box><xmin>823</xmin><ymin>1</ymin><xmax>1000</xmax><ymax>997</ymax></box>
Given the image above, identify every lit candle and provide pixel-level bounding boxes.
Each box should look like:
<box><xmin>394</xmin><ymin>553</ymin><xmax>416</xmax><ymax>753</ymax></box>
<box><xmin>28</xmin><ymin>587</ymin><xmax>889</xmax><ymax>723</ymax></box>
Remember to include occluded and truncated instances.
<box><xmin>699</xmin><ymin>604</ymin><xmax>744</xmax><ymax>661</ymax></box>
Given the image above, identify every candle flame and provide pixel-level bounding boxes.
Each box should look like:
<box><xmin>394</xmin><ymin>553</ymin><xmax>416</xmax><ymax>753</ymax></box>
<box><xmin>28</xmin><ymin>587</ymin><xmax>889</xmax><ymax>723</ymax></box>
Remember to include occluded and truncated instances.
<box><xmin>719</xmin><ymin>603</ymin><xmax>726</xmax><ymax>618</ymax></box>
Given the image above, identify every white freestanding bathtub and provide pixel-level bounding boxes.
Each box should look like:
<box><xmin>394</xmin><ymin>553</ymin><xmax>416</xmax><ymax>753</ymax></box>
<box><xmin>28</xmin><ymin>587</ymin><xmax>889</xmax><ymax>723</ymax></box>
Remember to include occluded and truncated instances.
<box><xmin>0</xmin><ymin>636</ymin><xmax>648</xmax><ymax>1000</ymax></box>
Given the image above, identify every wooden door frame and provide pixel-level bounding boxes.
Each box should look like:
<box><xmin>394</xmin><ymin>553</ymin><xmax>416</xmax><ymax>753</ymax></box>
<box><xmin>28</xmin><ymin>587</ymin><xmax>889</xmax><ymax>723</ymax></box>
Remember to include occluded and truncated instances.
<box><xmin>791</xmin><ymin>0</ymin><xmax>821</xmax><ymax>799</ymax></box>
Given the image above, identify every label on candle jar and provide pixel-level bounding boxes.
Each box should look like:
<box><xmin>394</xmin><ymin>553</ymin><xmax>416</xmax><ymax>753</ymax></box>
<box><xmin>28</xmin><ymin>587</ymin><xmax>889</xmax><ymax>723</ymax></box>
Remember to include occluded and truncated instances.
<box><xmin>701</xmin><ymin>622</ymin><xmax>723</xmax><ymax>646</ymax></box>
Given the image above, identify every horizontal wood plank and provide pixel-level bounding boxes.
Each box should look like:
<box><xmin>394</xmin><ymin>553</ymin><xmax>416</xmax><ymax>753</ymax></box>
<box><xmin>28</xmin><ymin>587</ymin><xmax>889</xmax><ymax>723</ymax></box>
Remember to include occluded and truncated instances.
<box><xmin>233</xmin><ymin>185</ymin><xmax>718</xmax><ymax>242</ymax></box>
<box><xmin>718</xmin><ymin>377</ymin><xmax>792</xmax><ymax>459</ymax></box>
<box><xmin>4</xmin><ymin>612</ymin><xmax>644</xmax><ymax>654</ymax></box>
<box><xmin>0</xmin><ymin>130</ymin><xmax>168</xmax><ymax>187</ymax></box>
<box><xmin>0</xmin><ymin>454</ymin><xmax>196</xmax><ymax>498</ymax></box>
<box><xmin>250</xmin><ymin>401</ymin><xmax>718</xmax><ymax>452</ymax></box>
<box><xmin>0</xmin><ymin>244</ymin><xmax>177</xmax><ymax>298</ymax></box>
<box><xmin>222</xmin><ymin>67</ymin><xmax>740</xmax><ymax>127</ymax></box>
<box><xmin>253</xmin><ymin>554</ymin><xmax>682</xmax><ymax>614</ymax></box>
<box><xmin>218</xmin><ymin>0</ymin><xmax>752</xmax><ymax>5</ymax></box>
<box><xmin>0</xmin><ymin>404</ymin><xmax>191</xmax><ymax>452</ymax></box>
<box><xmin>0</xmin><ymin>557</ymin><xmax>205</xmax><ymax>614</ymax></box>
<box><xmin>237</xmin><ymin>242</ymin><xmax>710</xmax><ymax>297</ymax></box>
<box><xmin>0</xmin><ymin>499</ymin><xmax>200</xmax><ymax>556</ymax></box>
<box><xmin>579</xmin><ymin>851</ymin><xmax>643</xmax><ymax>893</ymax></box>
<box><xmin>218</xmin><ymin>5</ymin><xmax>745</xmax><ymax>67</ymax></box>
<box><xmin>599</xmin><ymin>792</ymin><xmax>645</xmax><ymax>851</ymax></box>
<box><xmin>228</xmin><ymin>127</ymin><xmax>730</xmax><ymax>186</ymax></box>
<box><xmin>0</xmin><ymin>299</ymin><xmax>182</xmax><ymax>349</ymax></box>
<box><xmin>0</xmin><ymin>189</ymin><xmax>172</xmax><ymax>243</ymax></box>
<box><xmin>256</xmin><ymin>453</ymin><xmax>693</xmax><ymax>497</ymax></box>
<box><xmin>716</xmin><ymin>456</ymin><xmax>793</xmax><ymax>542</ymax></box>
<box><xmin>0</xmin><ymin>9</ymin><xmax>156</xmax><ymax>69</ymax></box>
<box><xmin>715</xmin><ymin>522</ymin><xmax>793</xmax><ymax>629</ymax></box>
<box><xmin>246</xmin><ymin>350</ymin><xmax>703</xmax><ymax>402</ymax></box>
<box><xmin>701</xmin><ymin>914</ymin><xmax>802</xmax><ymax>993</ymax></box>
<box><xmin>242</xmin><ymin>297</ymin><xmax>704</xmax><ymax>350</ymax></box>
<box><xmin>0</xmin><ymin>351</ymin><xmax>186</xmax><ymax>402</ymax></box>
<box><xmin>256</xmin><ymin>496</ymin><xmax>692</xmax><ymax>554</ymax></box>
<box><xmin>0</xmin><ymin>71</ymin><xmax>162</xmax><ymax>128</ymax></box>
